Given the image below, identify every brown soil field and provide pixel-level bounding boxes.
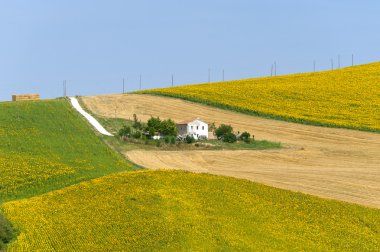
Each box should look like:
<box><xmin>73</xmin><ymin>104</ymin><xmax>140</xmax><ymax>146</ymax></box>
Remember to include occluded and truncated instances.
<box><xmin>81</xmin><ymin>94</ymin><xmax>380</xmax><ymax>208</ymax></box>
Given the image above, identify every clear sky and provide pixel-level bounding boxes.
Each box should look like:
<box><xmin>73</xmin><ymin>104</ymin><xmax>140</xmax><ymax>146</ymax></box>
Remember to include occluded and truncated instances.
<box><xmin>1</xmin><ymin>0</ymin><xmax>379</xmax><ymax>101</ymax></box>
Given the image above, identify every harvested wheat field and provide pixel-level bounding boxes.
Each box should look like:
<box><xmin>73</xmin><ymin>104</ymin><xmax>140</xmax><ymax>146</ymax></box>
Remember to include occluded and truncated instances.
<box><xmin>81</xmin><ymin>94</ymin><xmax>380</xmax><ymax>208</ymax></box>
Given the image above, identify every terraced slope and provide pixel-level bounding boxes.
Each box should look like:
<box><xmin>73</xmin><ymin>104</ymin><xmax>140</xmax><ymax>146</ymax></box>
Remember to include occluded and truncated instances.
<box><xmin>139</xmin><ymin>62</ymin><xmax>380</xmax><ymax>132</ymax></box>
<box><xmin>3</xmin><ymin>170</ymin><xmax>380</xmax><ymax>251</ymax></box>
<box><xmin>0</xmin><ymin>99</ymin><xmax>135</xmax><ymax>203</ymax></box>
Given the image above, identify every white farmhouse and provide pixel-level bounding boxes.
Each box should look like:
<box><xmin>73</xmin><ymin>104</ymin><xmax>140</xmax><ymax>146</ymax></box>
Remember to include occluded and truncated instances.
<box><xmin>177</xmin><ymin>118</ymin><xmax>208</xmax><ymax>140</ymax></box>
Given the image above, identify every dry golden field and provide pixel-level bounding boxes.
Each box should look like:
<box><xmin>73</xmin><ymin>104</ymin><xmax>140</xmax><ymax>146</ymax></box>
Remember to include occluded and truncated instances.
<box><xmin>82</xmin><ymin>94</ymin><xmax>380</xmax><ymax>208</ymax></box>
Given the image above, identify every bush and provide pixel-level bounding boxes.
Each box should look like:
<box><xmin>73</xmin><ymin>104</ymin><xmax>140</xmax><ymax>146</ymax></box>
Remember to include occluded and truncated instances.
<box><xmin>0</xmin><ymin>214</ymin><xmax>16</xmax><ymax>249</ymax></box>
<box><xmin>185</xmin><ymin>135</ymin><xmax>195</xmax><ymax>144</ymax></box>
<box><xmin>170</xmin><ymin>136</ymin><xmax>176</xmax><ymax>145</ymax></box>
<box><xmin>132</xmin><ymin>114</ymin><xmax>143</xmax><ymax>130</ymax></box>
<box><xmin>118</xmin><ymin>125</ymin><xmax>131</xmax><ymax>137</ymax></box>
<box><xmin>164</xmin><ymin>136</ymin><xmax>170</xmax><ymax>144</ymax></box>
<box><xmin>239</xmin><ymin>131</ymin><xmax>251</xmax><ymax>143</ymax></box>
<box><xmin>215</xmin><ymin>124</ymin><xmax>233</xmax><ymax>140</ymax></box>
<box><xmin>223</xmin><ymin>132</ymin><xmax>237</xmax><ymax>143</ymax></box>
<box><xmin>155</xmin><ymin>140</ymin><xmax>161</xmax><ymax>147</ymax></box>
<box><xmin>132</xmin><ymin>130</ymin><xmax>142</xmax><ymax>139</ymax></box>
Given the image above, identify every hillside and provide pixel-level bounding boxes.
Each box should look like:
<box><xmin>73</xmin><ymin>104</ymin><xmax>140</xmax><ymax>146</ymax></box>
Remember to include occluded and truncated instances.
<box><xmin>139</xmin><ymin>62</ymin><xmax>380</xmax><ymax>132</ymax></box>
<box><xmin>3</xmin><ymin>170</ymin><xmax>380</xmax><ymax>251</ymax></box>
<box><xmin>0</xmin><ymin>99</ymin><xmax>135</xmax><ymax>203</ymax></box>
<box><xmin>81</xmin><ymin>94</ymin><xmax>380</xmax><ymax>208</ymax></box>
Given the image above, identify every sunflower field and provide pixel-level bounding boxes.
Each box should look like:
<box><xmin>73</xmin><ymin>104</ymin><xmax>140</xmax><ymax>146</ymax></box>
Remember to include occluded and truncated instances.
<box><xmin>140</xmin><ymin>62</ymin><xmax>380</xmax><ymax>132</ymax></box>
<box><xmin>2</xmin><ymin>170</ymin><xmax>380</xmax><ymax>251</ymax></box>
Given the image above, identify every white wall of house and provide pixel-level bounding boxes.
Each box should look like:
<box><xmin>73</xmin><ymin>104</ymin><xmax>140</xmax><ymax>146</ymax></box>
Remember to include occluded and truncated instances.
<box><xmin>177</xmin><ymin>119</ymin><xmax>208</xmax><ymax>139</ymax></box>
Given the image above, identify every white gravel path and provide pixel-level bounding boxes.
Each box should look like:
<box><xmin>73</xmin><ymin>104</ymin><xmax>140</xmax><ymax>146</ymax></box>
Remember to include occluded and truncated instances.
<box><xmin>69</xmin><ymin>97</ymin><xmax>113</xmax><ymax>136</ymax></box>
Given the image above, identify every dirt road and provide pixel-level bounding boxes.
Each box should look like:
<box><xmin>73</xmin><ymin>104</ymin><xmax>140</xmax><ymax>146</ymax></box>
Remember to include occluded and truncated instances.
<box><xmin>82</xmin><ymin>94</ymin><xmax>380</xmax><ymax>208</ymax></box>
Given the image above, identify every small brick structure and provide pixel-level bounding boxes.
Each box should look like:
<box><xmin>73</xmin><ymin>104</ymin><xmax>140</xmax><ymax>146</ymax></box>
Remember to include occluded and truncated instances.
<box><xmin>12</xmin><ymin>94</ymin><xmax>40</xmax><ymax>102</ymax></box>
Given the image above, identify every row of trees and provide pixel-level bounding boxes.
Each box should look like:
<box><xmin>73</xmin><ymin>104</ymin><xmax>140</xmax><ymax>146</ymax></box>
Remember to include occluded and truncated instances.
<box><xmin>215</xmin><ymin>124</ymin><xmax>252</xmax><ymax>143</ymax></box>
<box><xmin>118</xmin><ymin>115</ymin><xmax>177</xmax><ymax>139</ymax></box>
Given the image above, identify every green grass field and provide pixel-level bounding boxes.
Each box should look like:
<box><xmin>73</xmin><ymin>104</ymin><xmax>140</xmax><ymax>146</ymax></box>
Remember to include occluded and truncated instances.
<box><xmin>3</xmin><ymin>170</ymin><xmax>380</xmax><ymax>251</ymax></box>
<box><xmin>0</xmin><ymin>99</ymin><xmax>136</xmax><ymax>203</ymax></box>
<box><xmin>138</xmin><ymin>62</ymin><xmax>380</xmax><ymax>132</ymax></box>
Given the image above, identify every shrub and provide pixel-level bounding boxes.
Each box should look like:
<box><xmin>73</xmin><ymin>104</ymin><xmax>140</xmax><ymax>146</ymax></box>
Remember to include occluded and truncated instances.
<box><xmin>132</xmin><ymin>114</ymin><xmax>143</xmax><ymax>130</ymax></box>
<box><xmin>132</xmin><ymin>130</ymin><xmax>142</xmax><ymax>139</ymax></box>
<box><xmin>164</xmin><ymin>136</ymin><xmax>170</xmax><ymax>144</ymax></box>
<box><xmin>185</xmin><ymin>135</ymin><xmax>195</xmax><ymax>144</ymax></box>
<box><xmin>170</xmin><ymin>136</ymin><xmax>176</xmax><ymax>145</ymax></box>
<box><xmin>239</xmin><ymin>131</ymin><xmax>251</xmax><ymax>143</ymax></box>
<box><xmin>155</xmin><ymin>140</ymin><xmax>161</xmax><ymax>147</ymax></box>
<box><xmin>215</xmin><ymin>124</ymin><xmax>233</xmax><ymax>140</ymax></box>
<box><xmin>223</xmin><ymin>132</ymin><xmax>237</xmax><ymax>143</ymax></box>
<box><xmin>118</xmin><ymin>125</ymin><xmax>131</xmax><ymax>137</ymax></box>
<box><xmin>0</xmin><ymin>214</ymin><xmax>16</xmax><ymax>249</ymax></box>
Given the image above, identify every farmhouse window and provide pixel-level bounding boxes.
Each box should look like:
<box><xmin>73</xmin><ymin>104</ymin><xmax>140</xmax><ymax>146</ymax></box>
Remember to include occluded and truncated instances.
<box><xmin>202</xmin><ymin>126</ymin><xmax>204</xmax><ymax>130</ymax></box>
<box><xmin>197</xmin><ymin>126</ymin><xmax>199</xmax><ymax>130</ymax></box>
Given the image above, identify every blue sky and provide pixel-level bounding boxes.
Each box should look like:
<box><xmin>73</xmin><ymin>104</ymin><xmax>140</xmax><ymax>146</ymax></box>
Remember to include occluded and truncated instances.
<box><xmin>1</xmin><ymin>0</ymin><xmax>379</xmax><ymax>101</ymax></box>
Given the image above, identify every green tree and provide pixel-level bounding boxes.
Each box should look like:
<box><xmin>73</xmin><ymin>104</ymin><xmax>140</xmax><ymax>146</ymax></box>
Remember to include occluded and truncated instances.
<box><xmin>118</xmin><ymin>125</ymin><xmax>132</xmax><ymax>137</ymax></box>
<box><xmin>161</xmin><ymin>119</ymin><xmax>177</xmax><ymax>136</ymax></box>
<box><xmin>223</xmin><ymin>132</ymin><xmax>237</xmax><ymax>143</ymax></box>
<box><xmin>239</xmin><ymin>131</ymin><xmax>251</xmax><ymax>143</ymax></box>
<box><xmin>215</xmin><ymin>124</ymin><xmax>233</xmax><ymax>140</ymax></box>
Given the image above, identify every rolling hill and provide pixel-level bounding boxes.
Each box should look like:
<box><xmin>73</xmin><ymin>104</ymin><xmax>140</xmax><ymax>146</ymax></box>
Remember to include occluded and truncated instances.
<box><xmin>139</xmin><ymin>62</ymin><xmax>380</xmax><ymax>132</ymax></box>
<box><xmin>3</xmin><ymin>170</ymin><xmax>380</xmax><ymax>251</ymax></box>
<box><xmin>0</xmin><ymin>99</ymin><xmax>135</xmax><ymax>203</ymax></box>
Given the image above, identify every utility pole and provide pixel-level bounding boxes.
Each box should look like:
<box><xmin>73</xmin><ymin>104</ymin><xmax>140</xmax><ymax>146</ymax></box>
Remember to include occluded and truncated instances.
<box><xmin>123</xmin><ymin>78</ymin><xmax>125</xmax><ymax>94</ymax></box>
<box><xmin>352</xmin><ymin>54</ymin><xmax>354</xmax><ymax>66</ymax></box>
<box><xmin>331</xmin><ymin>59</ymin><xmax>334</xmax><ymax>70</ymax></box>
<box><xmin>338</xmin><ymin>55</ymin><xmax>341</xmax><ymax>69</ymax></box>
<box><xmin>274</xmin><ymin>61</ymin><xmax>277</xmax><ymax>76</ymax></box>
<box><xmin>208</xmin><ymin>68</ymin><xmax>211</xmax><ymax>83</ymax></box>
<box><xmin>171</xmin><ymin>74</ymin><xmax>174</xmax><ymax>87</ymax></box>
<box><xmin>313</xmin><ymin>60</ymin><xmax>316</xmax><ymax>72</ymax></box>
<box><xmin>139</xmin><ymin>74</ymin><xmax>142</xmax><ymax>90</ymax></box>
<box><xmin>271</xmin><ymin>64</ymin><xmax>273</xmax><ymax>76</ymax></box>
<box><xmin>222</xmin><ymin>69</ymin><xmax>225</xmax><ymax>81</ymax></box>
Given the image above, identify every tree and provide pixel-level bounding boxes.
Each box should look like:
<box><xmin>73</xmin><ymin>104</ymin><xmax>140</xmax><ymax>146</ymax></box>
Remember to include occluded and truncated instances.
<box><xmin>161</xmin><ymin>119</ymin><xmax>177</xmax><ymax>136</ymax></box>
<box><xmin>118</xmin><ymin>125</ymin><xmax>132</xmax><ymax>137</ymax></box>
<box><xmin>215</xmin><ymin>124</ymin><xmax>233</xmax><ymax>140</ymax></box>
<box><xmin>147</xmin><ymin>117</ymin><xmax>161</xmax><ymax>131</ymax></box>
<box><xmin>239</xmin><ymin>131</ymin><xmax>251</xmax><ymax>143</ymax></box>
<box><xmin>132</xmin><ymin>114</ymin><xmax>143</xmax><ymax>129</ymax></box>
<box><xmin>223</xmin><ymin>132</ymin><xmax>237</xmax><ymax>143</ymax></box>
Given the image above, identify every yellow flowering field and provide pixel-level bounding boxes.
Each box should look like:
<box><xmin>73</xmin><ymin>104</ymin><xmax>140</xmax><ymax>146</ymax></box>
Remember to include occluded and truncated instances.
<box><xmin>140</xmin><ymin>62</ymin><xmax>380</xmax><ymax>132</ymax></box>
<box><xmin>2</xmin><ymin>170</ymin><xmax>380</xmax><ymax>251</ymax></box>
<box><xmin>0</xmin><ymin>99</ymin><xmax>135</xmax><ymax>203</ymax></box>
